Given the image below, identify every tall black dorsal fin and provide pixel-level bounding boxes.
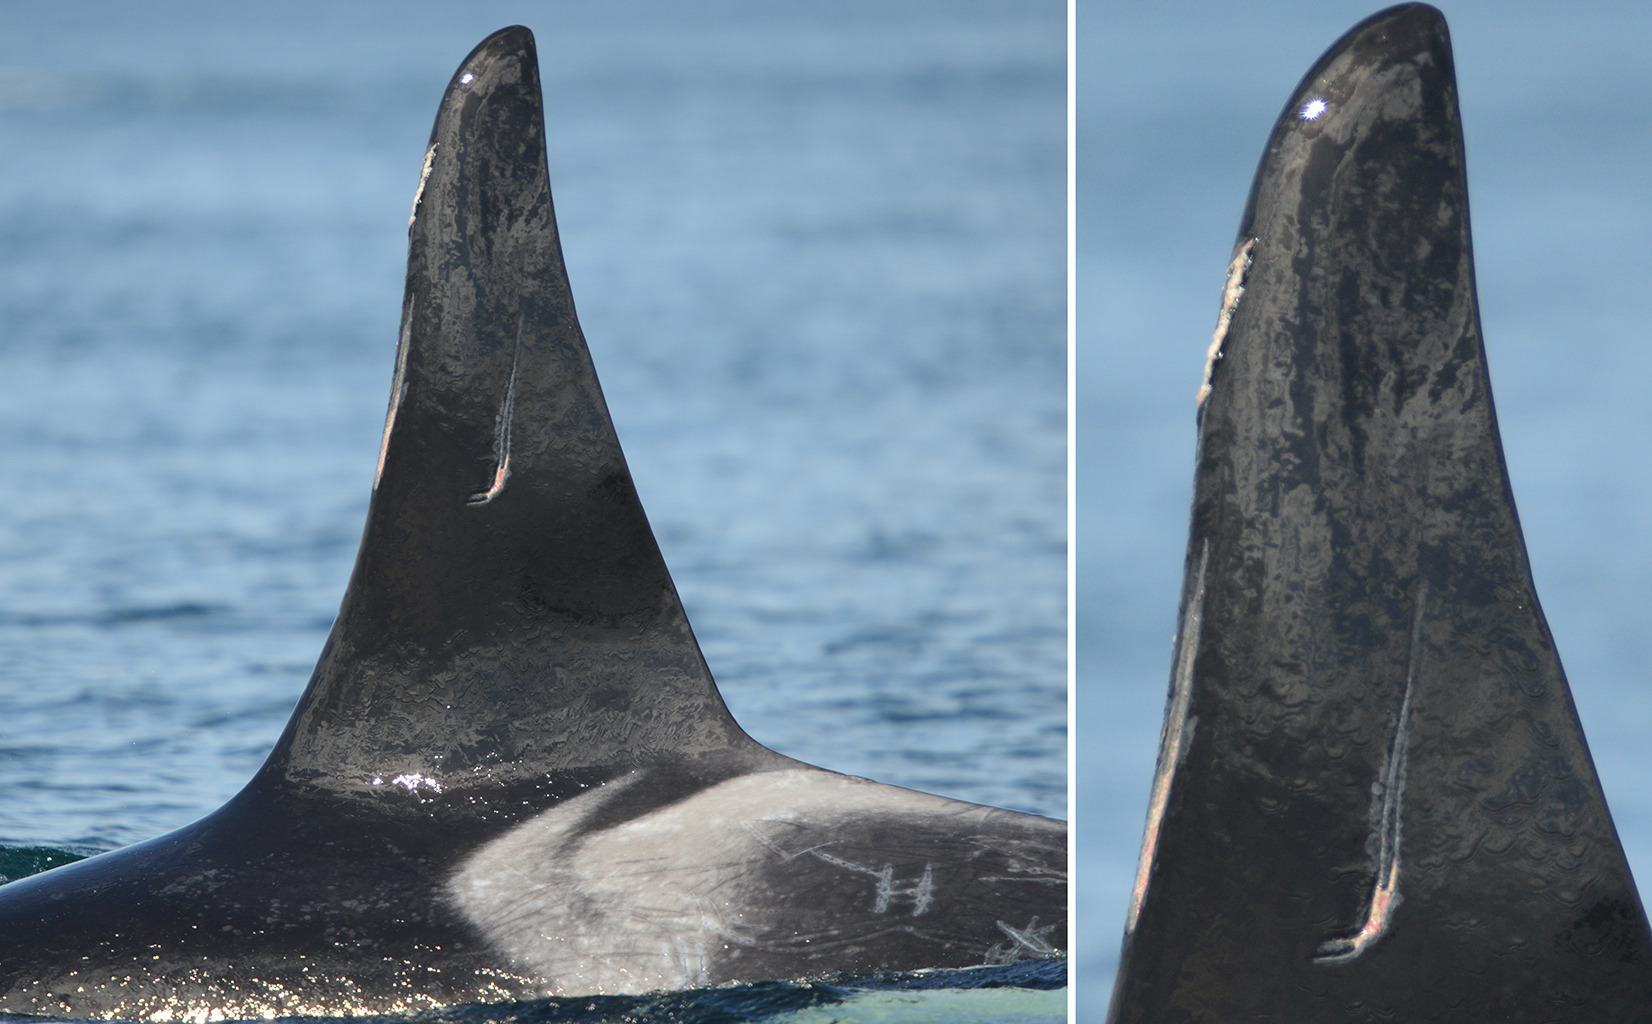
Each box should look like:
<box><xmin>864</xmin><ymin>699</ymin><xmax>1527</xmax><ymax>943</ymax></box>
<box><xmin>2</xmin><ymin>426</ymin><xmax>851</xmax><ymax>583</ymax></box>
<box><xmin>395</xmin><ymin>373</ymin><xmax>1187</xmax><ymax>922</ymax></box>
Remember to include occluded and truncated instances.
<box><xmin>258</xmin><ymin>27</ymin><xmax>760</xmax><ymax>801</ymax></box>
<box><xmin>1110</xmin><ymin>5</ymin><xmax>1652</xmax><ymax>1019</ymax></box>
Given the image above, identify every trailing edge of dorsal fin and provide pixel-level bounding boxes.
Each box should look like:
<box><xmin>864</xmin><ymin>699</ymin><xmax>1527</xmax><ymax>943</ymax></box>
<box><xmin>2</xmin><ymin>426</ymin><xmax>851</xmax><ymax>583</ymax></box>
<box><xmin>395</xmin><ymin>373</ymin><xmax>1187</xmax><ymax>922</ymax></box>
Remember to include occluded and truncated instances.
<box><xmin>1111</xmin><ymin>5</ymin><xmax>1652</xmax><ymax>1020</ymax></box>
<box><xmin>253</xmin><ymin>27</ymin><xmax>766</xmax><ymax>808</ymax></box>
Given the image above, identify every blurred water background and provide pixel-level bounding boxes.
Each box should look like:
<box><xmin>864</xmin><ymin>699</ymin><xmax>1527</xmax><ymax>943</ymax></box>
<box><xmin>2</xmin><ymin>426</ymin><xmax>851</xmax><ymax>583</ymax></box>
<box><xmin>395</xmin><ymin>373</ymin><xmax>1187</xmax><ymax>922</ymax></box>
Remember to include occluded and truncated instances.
<box><xmin>1081</xmin><ymin>0</ymin><xmax>1652</xmax><ymax>1015</ymax></box>
<box><xmin>0</xmin><ymin>2</ymin><xmax>1066</xmax><ymax>1022</ymax></box>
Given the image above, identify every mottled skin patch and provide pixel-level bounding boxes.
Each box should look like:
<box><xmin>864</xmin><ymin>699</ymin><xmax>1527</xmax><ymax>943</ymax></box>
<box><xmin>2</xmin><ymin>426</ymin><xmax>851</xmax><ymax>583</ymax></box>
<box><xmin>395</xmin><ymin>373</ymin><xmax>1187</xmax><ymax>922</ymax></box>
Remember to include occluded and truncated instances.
<box><xmin>450</xmin><ymin>768</ymin><xmax>1065</xmax><ymax>995</ymax></box>
<box><xmin>1109</xmin><ymin>6</ymin><xmax>1652</xmax><ymax>1020</ymax></box>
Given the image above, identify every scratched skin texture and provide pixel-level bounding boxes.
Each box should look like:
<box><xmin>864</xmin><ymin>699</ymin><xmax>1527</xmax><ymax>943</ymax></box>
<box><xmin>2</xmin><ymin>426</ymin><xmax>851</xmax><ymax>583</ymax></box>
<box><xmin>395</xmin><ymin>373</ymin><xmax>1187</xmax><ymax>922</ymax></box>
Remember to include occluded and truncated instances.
<box><xmin>1106</xmin><ymin>6</ymin><xmax>1652</xmax><ymax>1022</ymax></box>
<box><xmin>0</xmin><ymin>29</ymin><xmax>1065</xmax><ymax>1021</ymax></box>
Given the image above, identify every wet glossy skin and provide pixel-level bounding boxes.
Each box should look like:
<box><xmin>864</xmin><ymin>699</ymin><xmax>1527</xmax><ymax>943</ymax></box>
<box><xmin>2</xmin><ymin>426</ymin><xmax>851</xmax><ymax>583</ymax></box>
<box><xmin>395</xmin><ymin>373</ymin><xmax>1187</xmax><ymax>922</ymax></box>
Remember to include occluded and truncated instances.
<box><xmin>0</xmin><ymin>27</ymin><xmax>1065</xmax><ymax>1020</ymax></box>
<box><xmin>1108</xmin><ymin>5</ymin><xmax>1652</xmax><ymax>1020</ymax></box>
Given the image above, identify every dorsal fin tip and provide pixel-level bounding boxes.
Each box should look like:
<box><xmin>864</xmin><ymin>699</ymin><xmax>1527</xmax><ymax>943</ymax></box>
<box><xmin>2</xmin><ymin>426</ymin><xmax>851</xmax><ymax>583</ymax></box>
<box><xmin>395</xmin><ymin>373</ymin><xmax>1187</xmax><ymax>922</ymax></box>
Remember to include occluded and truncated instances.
<box><xmin>256</xmin><ymin>28</ymin><xmax>756</xmax><ymax>806</ymax></box>
<box><xmin>1113</xmin><ymin>6</ymin><xmax>1652</xmax><ymax>1018</ymax></box>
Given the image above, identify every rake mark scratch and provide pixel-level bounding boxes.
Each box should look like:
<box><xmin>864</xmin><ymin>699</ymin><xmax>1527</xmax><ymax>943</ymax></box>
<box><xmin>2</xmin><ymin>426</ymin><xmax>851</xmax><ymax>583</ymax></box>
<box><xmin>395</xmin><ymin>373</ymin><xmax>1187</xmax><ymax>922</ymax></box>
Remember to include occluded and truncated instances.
<box><xmin>468</xmin><ymin>317</ymin><xmax>523</xmax><ymax>507</ymax></box>
<box><xmin>1315</xmin><ymin>581</ymin><xmax>1427</xmax><ymax>964</ymax></box>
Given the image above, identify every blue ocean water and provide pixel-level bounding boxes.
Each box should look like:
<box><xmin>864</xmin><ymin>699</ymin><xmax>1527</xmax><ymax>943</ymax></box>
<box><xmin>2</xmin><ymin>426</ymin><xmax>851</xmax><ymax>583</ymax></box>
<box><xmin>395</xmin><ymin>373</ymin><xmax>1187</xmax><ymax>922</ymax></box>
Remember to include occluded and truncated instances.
<box><xmin>1081</xmin><ymin>0</ymin><xmax>1652</xmax><ymax>1016</ymax></box>
<box><xmin>0</xmin><ymin>2</ymin><xmax>1067</xmax><ymax>1020</ymax></box>
<box><xmin>0</xmin><ymin>960</ymin><xmax>1068</xmax><ymax>1024</ymax></box>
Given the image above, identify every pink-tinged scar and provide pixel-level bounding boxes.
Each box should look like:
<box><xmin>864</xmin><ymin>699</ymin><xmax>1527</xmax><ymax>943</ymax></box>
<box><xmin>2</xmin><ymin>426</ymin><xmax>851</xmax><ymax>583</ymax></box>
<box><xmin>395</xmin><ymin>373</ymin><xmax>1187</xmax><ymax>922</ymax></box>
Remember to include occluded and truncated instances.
<box><xmin>468</xmin><ymin>316</ymin><xmax>523</xmax><ymax>508</ymax></box>
<box><xmin>1127</xmin><ymin>544</ymin><xmax>1207</xmax><ymax>933</ymax></box>
<box><xmin>1316</xmin><ymin>583</ymin><xmax>1426</xmax><ymax>964</ymax></box>
<box><xmin>374</xmin><ymin>302</ymin><xmax>413</xmax><ymax>490</ymax></box>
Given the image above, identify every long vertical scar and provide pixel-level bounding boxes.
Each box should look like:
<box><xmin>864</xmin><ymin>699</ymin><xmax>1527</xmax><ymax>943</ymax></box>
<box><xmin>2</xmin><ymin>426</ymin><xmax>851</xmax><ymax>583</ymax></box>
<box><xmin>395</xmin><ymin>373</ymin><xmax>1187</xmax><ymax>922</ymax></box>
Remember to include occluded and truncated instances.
<box><xmin>1196</xmin><ymin>238</ymin><xmax>1256</xmax><ymax>406</ymax></box>
<box><xmin>1127</xmin><ymin>542</ymin><xmax>1209</xmax><ymax>934</ymax></box>
<box><xmin>409</xmin><ymin>144</ymin><xmax>437</xmax><ymax>228</ymax></box>
<box><xmin>1315</xmin><ymin>582</ymin><xmax>1427</xmax><ymax>964</ymax></box>
<box><xmin>467</xmin><ymin>317</ymin><xmax>523</xmax><ymax>507</ymax></box>
<box><xmin>373</xmin><ymin>300</ymin><xmax>413</xmax><ymax>490</ymax></box>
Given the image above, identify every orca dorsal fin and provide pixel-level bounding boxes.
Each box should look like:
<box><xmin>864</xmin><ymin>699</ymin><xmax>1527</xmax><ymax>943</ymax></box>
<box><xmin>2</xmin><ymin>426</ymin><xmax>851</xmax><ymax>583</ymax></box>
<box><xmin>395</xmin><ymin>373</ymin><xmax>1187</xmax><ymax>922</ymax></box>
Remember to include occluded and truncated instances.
<box><xmin>1111</xmin><ymin>5</ymin><xmax>1652</xmax><ymax>1019</ymax></box>
<box><xmin>257</xmin><ymin>27</ymin><xmax>760</xmax><ymax>806</ymax></box>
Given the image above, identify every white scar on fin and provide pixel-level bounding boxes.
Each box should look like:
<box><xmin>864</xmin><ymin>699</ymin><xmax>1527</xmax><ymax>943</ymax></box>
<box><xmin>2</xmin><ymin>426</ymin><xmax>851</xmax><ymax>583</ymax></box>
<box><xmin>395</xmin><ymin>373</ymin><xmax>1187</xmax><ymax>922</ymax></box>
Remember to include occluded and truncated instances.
<box><xmin>1126</xmin><ymin>542</ymin><xmax>1208</xmax><ymax>934</ymax></box>
<box><xmin>1315</xmin><ymin>582</ymin><xmax>1427</xmax><ymax>964</ymax></box>
<box><xmin>373</xmin><ymin>299</ymin><xmax>413</xmax><ymax>490</ymax></box>
<box><xmin>1196</xmin><ymin>237</ymin><xmax>1256</xmax><ymax>405</ymax></box>
<box><xmin>409</xmin><ymin>144</ymin><xmax>437</xmax><ymax>228</ymax></box>
<box><xmin>467</xmin><ymin>317</ymin><xmax>523</xmax><ymax>507</ymax></box>
<box><xmin>377</xmin><ymin>142</ymin><xmax>438</xmax><ymax>488</ymax></box>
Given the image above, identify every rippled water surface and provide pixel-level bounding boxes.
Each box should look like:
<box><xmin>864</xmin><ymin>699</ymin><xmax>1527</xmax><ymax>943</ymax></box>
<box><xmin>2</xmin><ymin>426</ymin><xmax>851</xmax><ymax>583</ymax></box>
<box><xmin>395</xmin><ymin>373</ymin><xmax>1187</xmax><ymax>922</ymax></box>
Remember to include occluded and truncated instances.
<box><xmin>0</xmin><ymin>961</ymin><xmax>1066</xmax><ymax>1024</ymax></box>
<box><xmin>0</xmin><ymin>2</ymin><xmax>1067</xmax><ymax>1020</ymax></box>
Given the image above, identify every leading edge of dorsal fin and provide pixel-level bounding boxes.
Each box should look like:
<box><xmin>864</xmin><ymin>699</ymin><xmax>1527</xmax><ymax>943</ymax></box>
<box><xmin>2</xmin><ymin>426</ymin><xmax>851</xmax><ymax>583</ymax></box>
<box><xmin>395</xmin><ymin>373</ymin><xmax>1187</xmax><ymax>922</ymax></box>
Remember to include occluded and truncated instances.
<box><xmin>253</xmin><ymin>28</ymin><xmax>764</xmax><ymax>810</ymax></box>
<box><xmin>1111</xmin><ymin>5</ymin><xmax>1652</xmax><ymax>1020</ymax></box>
